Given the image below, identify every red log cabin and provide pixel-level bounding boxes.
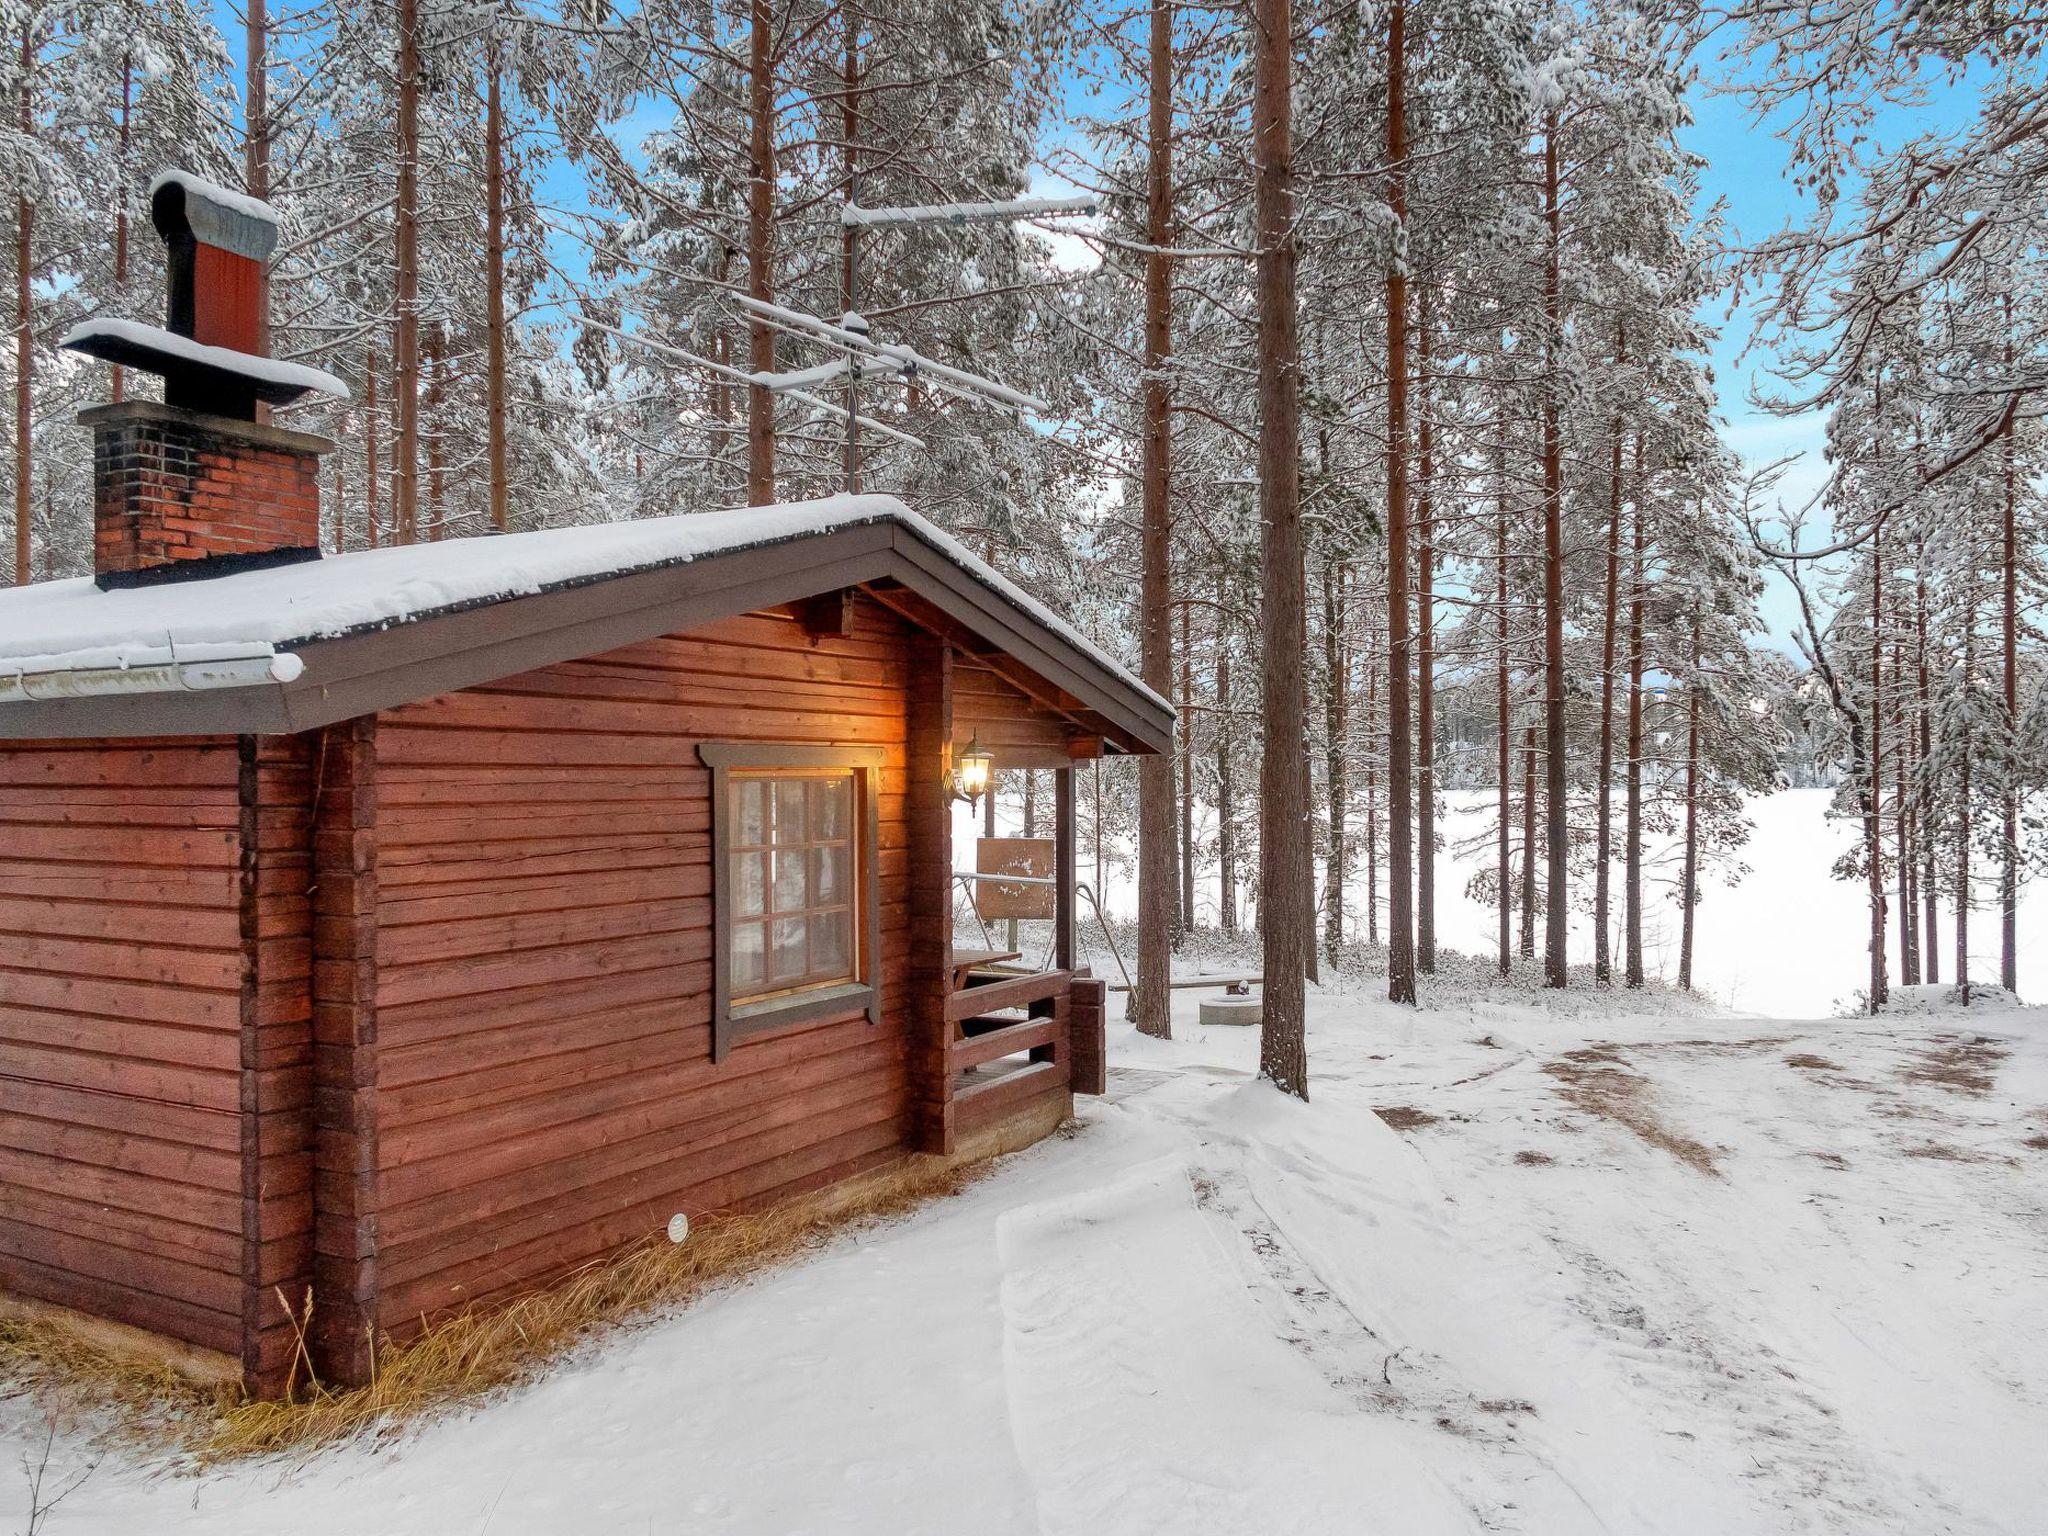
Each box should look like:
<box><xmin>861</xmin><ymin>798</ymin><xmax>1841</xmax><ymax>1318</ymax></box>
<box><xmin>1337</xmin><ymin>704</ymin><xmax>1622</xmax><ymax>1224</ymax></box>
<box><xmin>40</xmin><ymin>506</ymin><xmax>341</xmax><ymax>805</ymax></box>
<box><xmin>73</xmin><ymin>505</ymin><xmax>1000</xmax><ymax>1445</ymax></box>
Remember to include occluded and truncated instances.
<box><xmin>0</xmin><ymin>171</ymin><xmax>1171</xmax><ymax>1397</ymax></box>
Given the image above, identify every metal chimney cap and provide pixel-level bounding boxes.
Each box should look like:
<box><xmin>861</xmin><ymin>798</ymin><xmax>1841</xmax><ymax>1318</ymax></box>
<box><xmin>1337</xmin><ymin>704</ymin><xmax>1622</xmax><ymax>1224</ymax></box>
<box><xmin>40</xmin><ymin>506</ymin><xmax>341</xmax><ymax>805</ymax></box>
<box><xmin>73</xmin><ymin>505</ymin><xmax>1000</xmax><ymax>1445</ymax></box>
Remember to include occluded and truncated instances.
<box><xmin>149</xmin><ymin>169</ymin><xmax>280</xmax><ymax>262</ymax></box>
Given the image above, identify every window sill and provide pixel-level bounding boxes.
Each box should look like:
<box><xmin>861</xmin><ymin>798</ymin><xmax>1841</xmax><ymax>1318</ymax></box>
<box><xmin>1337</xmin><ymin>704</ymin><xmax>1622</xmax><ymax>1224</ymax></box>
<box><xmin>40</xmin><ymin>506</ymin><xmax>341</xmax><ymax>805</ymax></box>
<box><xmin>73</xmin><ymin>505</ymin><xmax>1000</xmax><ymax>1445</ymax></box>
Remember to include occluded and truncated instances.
<box><xmin>727</xmin><ymin>981</ymin><xmax>881</xmax><ymax>1043</ymax></box>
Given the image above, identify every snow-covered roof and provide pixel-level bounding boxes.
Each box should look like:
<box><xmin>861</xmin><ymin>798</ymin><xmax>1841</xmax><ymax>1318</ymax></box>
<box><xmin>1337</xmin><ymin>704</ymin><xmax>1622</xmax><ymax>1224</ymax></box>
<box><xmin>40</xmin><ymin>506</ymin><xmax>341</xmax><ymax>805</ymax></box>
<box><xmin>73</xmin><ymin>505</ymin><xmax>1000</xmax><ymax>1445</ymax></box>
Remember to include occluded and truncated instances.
<box><xmin>59</xmin><ymin>318</ymin><xmax>350</xmax><ymax>403</ymax></box>
<box><xmin>0</xmin><ymin>495</ymin><xmax>1168</xmax><ymax>725</ymax></box>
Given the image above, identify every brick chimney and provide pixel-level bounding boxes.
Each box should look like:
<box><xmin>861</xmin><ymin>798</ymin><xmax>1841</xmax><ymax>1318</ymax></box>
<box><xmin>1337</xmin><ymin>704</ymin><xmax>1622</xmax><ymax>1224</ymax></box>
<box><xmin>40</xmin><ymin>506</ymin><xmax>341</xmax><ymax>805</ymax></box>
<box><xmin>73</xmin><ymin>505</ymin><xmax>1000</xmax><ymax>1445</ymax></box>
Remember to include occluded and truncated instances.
<box><xmin>79</xmin><ymin>402</ymin><xmax>328</xmax><ymax>587</ymax></box>
<box><xmin>61</xmin><ymin>170</ymin><xmax>347</xmax><ymax>590</ymax></box>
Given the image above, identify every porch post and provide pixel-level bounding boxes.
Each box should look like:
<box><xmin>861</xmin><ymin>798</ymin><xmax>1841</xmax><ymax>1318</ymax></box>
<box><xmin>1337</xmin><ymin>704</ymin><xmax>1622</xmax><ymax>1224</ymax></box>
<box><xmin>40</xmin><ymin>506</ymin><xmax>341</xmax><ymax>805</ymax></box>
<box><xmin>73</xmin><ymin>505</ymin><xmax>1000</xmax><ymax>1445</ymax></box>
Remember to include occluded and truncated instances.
<box><xmin>906</xmin><ymin>636</ymin><xmax>956</xmax><ymax>1155</ymax></box>
<box><xmin>1055</xmin><ymin>764</ymin><xmax>1076</xmax><ymax>972</ymax></box>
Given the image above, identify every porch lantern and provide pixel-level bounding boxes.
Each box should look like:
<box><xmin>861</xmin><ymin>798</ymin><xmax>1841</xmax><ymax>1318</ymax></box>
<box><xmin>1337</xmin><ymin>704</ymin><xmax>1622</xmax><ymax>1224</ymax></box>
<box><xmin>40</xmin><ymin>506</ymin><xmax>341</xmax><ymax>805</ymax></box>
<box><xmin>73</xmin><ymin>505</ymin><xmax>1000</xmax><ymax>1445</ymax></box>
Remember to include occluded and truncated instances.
<box><xmin>949</xmin><ymin>734</ymin><xmax>993</xmax><ymax>807</ymax></box>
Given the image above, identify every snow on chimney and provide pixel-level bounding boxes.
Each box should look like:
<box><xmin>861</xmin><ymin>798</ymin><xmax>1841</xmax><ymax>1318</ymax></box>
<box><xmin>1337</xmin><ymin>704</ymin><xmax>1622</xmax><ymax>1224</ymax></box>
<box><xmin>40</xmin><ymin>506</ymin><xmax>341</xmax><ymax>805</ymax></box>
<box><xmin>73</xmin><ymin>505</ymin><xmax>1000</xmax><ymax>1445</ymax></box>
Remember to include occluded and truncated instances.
<box><xmin>60</xmin><ymin>170</ymin><xmax>349</xmax><ymax>590</ymax></box>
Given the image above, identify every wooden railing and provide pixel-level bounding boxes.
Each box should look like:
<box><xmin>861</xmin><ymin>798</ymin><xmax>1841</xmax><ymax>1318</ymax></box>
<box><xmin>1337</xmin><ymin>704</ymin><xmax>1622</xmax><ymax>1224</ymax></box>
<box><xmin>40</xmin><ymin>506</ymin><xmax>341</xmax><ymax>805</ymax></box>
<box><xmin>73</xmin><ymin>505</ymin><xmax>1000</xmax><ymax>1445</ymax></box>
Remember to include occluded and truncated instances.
<box><xmin>945</xmin><ymin>967</ymin><xmax>1070</xmax><ymax>1024</ymax></box>
<box><xmin>948</xmin><ymin>968</ymin><xmax>1072</xmax><ymax>1136</ymax></box>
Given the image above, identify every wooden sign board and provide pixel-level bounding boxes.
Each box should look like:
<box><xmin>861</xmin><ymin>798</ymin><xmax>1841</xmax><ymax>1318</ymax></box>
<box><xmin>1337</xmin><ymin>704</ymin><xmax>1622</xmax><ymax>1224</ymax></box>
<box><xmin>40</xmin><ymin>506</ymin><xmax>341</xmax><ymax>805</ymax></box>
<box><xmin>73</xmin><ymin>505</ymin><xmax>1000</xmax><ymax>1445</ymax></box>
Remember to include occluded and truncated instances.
<box><xmin>975</xmin><ymin>837</ymin><xmax>1056</xmax><ymax>920</ymax></box>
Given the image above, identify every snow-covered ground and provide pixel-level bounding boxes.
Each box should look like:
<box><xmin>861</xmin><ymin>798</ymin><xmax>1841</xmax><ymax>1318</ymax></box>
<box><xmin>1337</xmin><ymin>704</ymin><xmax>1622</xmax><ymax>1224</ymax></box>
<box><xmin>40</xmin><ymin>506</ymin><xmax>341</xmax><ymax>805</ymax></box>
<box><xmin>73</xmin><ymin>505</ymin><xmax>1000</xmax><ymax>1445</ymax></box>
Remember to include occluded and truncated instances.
<box><xmin>9</xmin><ymin>982</ymin><xmax>2046</xmax><ymax>1535</ymax></box>
<box><xmin>7</xmin><ymin>791</ymin><xmax>2046</xmax><ymax>1535</ymax></box>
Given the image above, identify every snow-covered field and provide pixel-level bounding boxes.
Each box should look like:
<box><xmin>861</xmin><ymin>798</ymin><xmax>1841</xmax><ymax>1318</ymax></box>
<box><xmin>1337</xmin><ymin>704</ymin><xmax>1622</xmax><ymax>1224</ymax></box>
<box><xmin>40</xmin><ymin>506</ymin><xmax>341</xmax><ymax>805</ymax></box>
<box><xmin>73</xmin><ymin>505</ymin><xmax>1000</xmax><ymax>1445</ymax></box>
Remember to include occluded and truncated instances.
<box><xmin>1384</xmin><ymin>786</ymin><xmax>2047</xmax><ymax>1020</ymax></box>
<box><xmin>6</xmin><ymin>792</ymin><xmax>2046</xmax><ymax>1535</ymax></box>
<box><xmin>1075</xmin><ymin>786</ymin><xmax>2048</xmax><ymax>1020</ymax></box>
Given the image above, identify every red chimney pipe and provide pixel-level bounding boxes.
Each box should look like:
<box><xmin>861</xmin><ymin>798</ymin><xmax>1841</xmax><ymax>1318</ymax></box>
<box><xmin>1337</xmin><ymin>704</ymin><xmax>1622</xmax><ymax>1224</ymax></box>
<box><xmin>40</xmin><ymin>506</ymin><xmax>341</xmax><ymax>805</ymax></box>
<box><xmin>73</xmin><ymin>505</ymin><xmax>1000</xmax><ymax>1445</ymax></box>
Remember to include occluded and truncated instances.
<box><xmin>152</xmin><ymin>173</ymin><xmax>274</xmax><ymax>356</ymax></box>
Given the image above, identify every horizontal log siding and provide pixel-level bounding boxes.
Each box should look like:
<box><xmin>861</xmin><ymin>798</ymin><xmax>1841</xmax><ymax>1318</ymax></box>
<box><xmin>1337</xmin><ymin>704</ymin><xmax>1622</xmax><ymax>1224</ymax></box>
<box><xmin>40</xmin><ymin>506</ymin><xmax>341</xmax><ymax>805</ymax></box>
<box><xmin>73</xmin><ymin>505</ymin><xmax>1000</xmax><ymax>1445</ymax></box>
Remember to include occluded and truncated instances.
<box><xmin>0</xmin><ymin>739</ymin><xmax>249</xmax><ymax>1359</ymax></box>
<box><xmin>952</xmin><ymin>661</ymin><xmax>1078</xmax><ymax>762</ymax></box>
<box><xmin>367</xmin><ymin>604</ymin><xmax>918</xmax><ymax>1328</ymax></box>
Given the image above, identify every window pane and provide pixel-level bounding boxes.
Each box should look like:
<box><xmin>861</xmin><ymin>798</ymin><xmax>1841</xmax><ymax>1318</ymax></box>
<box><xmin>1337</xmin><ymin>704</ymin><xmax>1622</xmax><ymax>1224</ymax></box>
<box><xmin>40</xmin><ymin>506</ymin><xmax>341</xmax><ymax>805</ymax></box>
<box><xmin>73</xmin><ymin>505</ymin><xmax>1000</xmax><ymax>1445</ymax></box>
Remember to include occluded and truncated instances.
<box><xmin>773</xmin><ymin>849</ymin><xmax>806</xmax><ymax>912</ymax></box>
<box><xmin>811</xmin><ymin>909</ymin><xmax>850</xmax><ymax>976</ymax></box>
<box><xmin>775</xmin><ymin>781</ymin><xmax>808</xmax><ymax>842</ymax></box>
<box><xmin>736</xmin><ymin>780</ymin><xmax>767</xmax><ymax>846</ymax></box>
<box><xmin>814</xmin><ymin>843</ymin><xmax>848</xmax><ymax>904</ymax></box>
<box><xmin>772</xmin><ymin>917</ymin><xmax>807</xmax><ymax>982</ymax></box>
<box><xmin>816</xmin><ymin>776</ymin><xmax>851</xmax><ymax>839</ymax></box>
<box><xmin>732</xmin><ymin>920</ymin><xmax>765</xmax><ymax>990</ymax></box>
<box><xmin>726</xmin><ymin>769</ymin><xmax>863</xmax><ymax>1002</ymax></box>
<box><xmin>735</xmin><ymin>851</ymin><xmax>766</xmax><ymax>917</ymax></box>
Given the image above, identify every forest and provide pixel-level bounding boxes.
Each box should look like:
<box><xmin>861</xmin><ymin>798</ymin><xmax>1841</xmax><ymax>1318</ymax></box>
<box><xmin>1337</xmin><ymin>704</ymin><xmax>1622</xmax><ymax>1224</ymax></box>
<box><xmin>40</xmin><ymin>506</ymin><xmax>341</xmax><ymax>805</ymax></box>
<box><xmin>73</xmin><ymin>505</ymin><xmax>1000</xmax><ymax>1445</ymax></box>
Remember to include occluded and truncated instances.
<box><xmin>3</xmin><ymin>0</ymin><xmax>2043</xmax><ymax>1098</ymax></box>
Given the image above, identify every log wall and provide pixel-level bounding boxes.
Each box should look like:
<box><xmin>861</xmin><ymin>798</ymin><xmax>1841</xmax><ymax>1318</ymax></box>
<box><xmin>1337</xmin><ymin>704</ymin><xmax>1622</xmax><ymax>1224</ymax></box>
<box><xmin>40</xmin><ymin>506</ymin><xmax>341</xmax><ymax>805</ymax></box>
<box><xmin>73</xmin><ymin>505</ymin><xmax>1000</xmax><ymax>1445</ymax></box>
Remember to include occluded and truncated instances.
<box><xmin>0</xmin><ymin>593</ymin><xmax>1095</xmax><ymax>1391</ymax></box>
<box><xmin>952</xmin><ymin>659</ymin><xmax>1079</xmax><ymax>765</ymax></box>
<box><xmin>0</xmin><ymin>739</ymin><xmax>251</xmax><ymax>1365</ymax></box>
<box><xmin>360</xmin><ymin>601</ymin><xmax>922</xmax><ymax>1333</ymax></box>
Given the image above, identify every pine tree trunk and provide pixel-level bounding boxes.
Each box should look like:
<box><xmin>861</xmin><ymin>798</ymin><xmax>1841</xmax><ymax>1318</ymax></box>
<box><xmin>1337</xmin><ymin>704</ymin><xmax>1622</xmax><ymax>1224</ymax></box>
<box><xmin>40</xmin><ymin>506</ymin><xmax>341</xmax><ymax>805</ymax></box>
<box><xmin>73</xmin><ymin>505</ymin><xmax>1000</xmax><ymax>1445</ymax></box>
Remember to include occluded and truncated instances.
<box><xmin>711</xmin><ymin>244</ymin><xmax>733</xmax><ymax>490</ymax></box>
<box><xmin>1956</xmin><ymin>750</ymin><xmax>1971</xmax><ymax>1001</ymax></box>
<box><xmin>1180</xmin><ymin>598</ymin><xmax>1196</xmax><ymax>937</ymax></box>
<box><xmin>1414</xmin><ymin>295</ymin><xmax>1436</xmax><ymax>975</ymax></box>
<box><xmin>1217</xmin><ymin>584</ymin><xmax>1236</xmax><ymax>934</ymax></box>
<box><xmin>1868</xmin><ymin>540</ymin><xmax>1887</xmax><ymax>1008</ymax></box>
<box><xmin>1092</xmin><ymin>759</ymin><xmax>1104</xmax><ymax>902</ymax></box>
<box><xmin>840</xmin><ymin>0</ymin><xmax>861</xmax><ymax>492</ymax></box>
<box><xmin>1365</xmin><ymin>622</ymin><xmax>1380</xmax><ymax>947</ymax></box>
<box><xmin>246</xmin><ymin>0</ymin><xmax>270</xmax><ymax>384</ymax></box>
<box><xmin>13</xmin><ymin>20</ymin><xmax>33</xmax><ymax>586</ymax></box>
<box><xmin>365</xmin><ymin>348</ymin><xmax>381</xmax><ymax>548</ymax></box>
<box><xmin>245</xmin><ymin>1</ymin><xmax>268</xmax><ymax>197</ymax></box>
<box><xmin>1679</xmin><ymin>617</ymin><xmax>1701</xmax><ymax>990</ymax></box>
<box><xmin>1539</xmin><ymin>116</ymin><xmax>1568</xmax><ymax>989</ymax></box>
<box><xmin>745</xmin><ymin>0</ymin><xmax>776</xmax><ymax>505</ymax></box>
<box><xmin>393</xmin><ymin>0</ymin><xmax>421</xmax><ymax>545</ymax></box>
<box><xmin>1521</xmin><ymin>723</ymin><xmax>1538</xmax><ymax>959</ymax></box>
<box><xmin>1625</xmin><ymin>503</ymin><xmax>1645</xmax><ymax>987</ymax></box>
<box><xmin>1134</xmin><ymin>0</ymin><xmax>1175</xmax><ymax>1037</ymax></box>
<box><xmin>112</xmin><ymin>53</ymin><xmax>132</xmax><ymax>404</ymax></box>
<box><xmin>1300</xmin><ymin>610</ymin><xmax>1318</xmax><ymax>986</ymax></box>
<box><xmin>1253</xmin><ymin>0</ymin><xmax>1308</xmax><ymax>1095</ymax></box>
<box><xmin>425</xmin><ymin>328</ymin><xmax>445</xmax><ymax>540</ymax></box>
<box><xmin>1323</xmin><ymin>560</ymin><xmax>1348</xmax><ymax>953</ymax></box>
<box><xmin>1496</xmin><ymin>443</ymin><xmax>1512</xmax><ymax>977</ymax></box>
<box><xmin>2000</xmin><ymin>331</ymin><xmax>2019</xmax><ymax>995</ymax></box>
<box><xmin>1956</xmin><ymin>577</ymin><xmax>1974</xmax><ymax>1004</ymax></box>
<box><xmin>1895</xmin><ymin>633</ymin><xmax>1916</xmax><ymax>984</ymax></box>
<box><xmin>1595</xmin><ymin>348</ymin><xmax>1624</xmax><ymax>983</ymax></box>
<box><xmin>1918</xmin><ymin>551</ymin><xmax>1939</xmax><ymax>983</ymax></box>
<box><xmin>1383</xmin><ymin>0</ymin><xmax>1416</xmax><ymax>1005</ymax></box>
<box><xmin>485</xmin><ymin>37</ymin><xmax>509</xmax><ymax>532</ymax></box>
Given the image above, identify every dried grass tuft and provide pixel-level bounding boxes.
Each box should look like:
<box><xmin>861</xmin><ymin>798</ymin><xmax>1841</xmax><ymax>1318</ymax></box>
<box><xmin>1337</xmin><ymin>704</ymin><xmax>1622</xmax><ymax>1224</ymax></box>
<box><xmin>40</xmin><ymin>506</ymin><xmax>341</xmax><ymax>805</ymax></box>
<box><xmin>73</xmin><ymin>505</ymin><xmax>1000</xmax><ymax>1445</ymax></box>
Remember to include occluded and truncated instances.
<box><xmin>0</xmin><ymin>1313</ymin><xmax>228</xmax><ymax>1444</ymax></box>
<box><xmin>1901</xmin><ymin>1142</ymin><xmax>2004</xmax><ymax>1164</ymax></box>
<box><xmin>3</xmin><ymin>1154</ymin><xmax>987</xmax><ymax>1467</ymax></box>
<box><xmin>1542</xmin><ymin>1056</ymin><xmax>1722</xmax><ymax>1177</ymax></box>
<box><xmin>1901</xmin><ymin>1035</ymin><xmax>2008</xmax><ymax>1097</ymax></box>
<box><xmin>1374</xmin><ymin>1105</ymin><xmax>1440</xmax><ymax>1132</ymax></box>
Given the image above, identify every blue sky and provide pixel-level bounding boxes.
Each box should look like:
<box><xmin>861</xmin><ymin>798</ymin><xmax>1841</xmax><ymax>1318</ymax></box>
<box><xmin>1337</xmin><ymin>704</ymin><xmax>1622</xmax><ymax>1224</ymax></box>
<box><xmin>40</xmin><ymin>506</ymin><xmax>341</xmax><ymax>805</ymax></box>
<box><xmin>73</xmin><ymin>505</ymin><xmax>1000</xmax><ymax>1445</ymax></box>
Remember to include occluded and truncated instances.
<box><xmin>1681</xmin><ymin>55</ymin><xmax>1986</xmax><ymax>644</ymax></box>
